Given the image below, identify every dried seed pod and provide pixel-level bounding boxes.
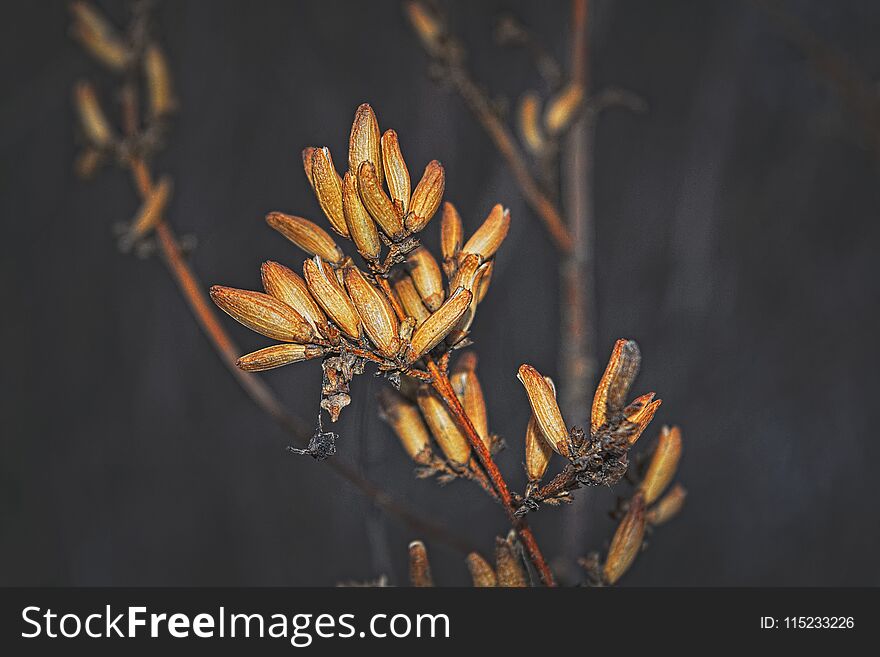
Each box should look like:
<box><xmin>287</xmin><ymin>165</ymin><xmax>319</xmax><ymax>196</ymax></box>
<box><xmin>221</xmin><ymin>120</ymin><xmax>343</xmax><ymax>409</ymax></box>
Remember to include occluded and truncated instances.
<box><xmin>261</xmin><ymin>261</ymin><xmax>328</xmax><ymax>335</ymax></box>
<box><xmin>237</xmin><ymin>343</ymin><xmax>323</xmax><ymax>372</ymax></box>
<box><xmin>524</xmin><ymin>415</ymin><xmax>552</xmax><ymax>482</ymax></box>
<box><xmin>416</xmin><ymin>389</ymin><xmax>471</xmax><ymax>466</ymax></box>
<box><xmin>440</xmin><ymin>201</ymin><xmax>463</xmax><ymax>273</ymax></box>
<box><xmin>604</xmin><ymin>493</ymin><xmax>647</xmax><ymax>585</ymax></box>
<box><xmin>408</xmin><ymin>541</ymin><xmax>434</xmax><ymax>587</ymax></box>
<box><xmin>209</xmin><ymin>286</ymin><xmax>314</xmax><ymax>343</ymax></box>
<box><xmin>357</xmin><ymin>161</ymin><xmax>405</xmax><ymax>240</ymax></box>
<box><xmin>592</xmin><ymin>339</ymin><xmax>641</xmax><ymax>433</ymax></box>
<box><xmin>450</xmin><ymin>353</ymin><xmax>490</xmax><ymax>449</ymax></box>
<box><xmin>391</xmin><ymin>272</ymin><xmax>431</xmax><ymax>327</ymax></box>
<box><xmin>301</xmin><ymin>146</ymin><xmax>316</xmax><ymax>182</ymax></box>
<box><xmin>639</xmin><ymin>426</ymin><xmax>682</xmax><ymax>505</ymax></box>
<box><xmin>302</xmin><ymin>257</ymin><xmax>362</xmax><ymax>340</ymax></box>
<box><xmin>646</xmin><ymin>484</ymin><xmax>687</xmax><ymax>526</ymax></box>
<box><xmin>265</xmin><ymin>212</ymin><xmax>344</xmax><ymax>265</ymax></box>
<box><xmin>407</xmin><ymin>287</ymin><xmax>473</xmax><ymax>362</ymax></box>
<box><xmin>518</xmin><ymin>91</ymin><xmax>546</xmax><ymax>154</ymax></box>
<box><xmin>309</xmin><ymin>147</ymin><xmax>348</xmax><ymax>237</ymax></box>
<box><xmin>406</xmin><ymin>247</ymin><xmax>445</xmax><ymax>311</ymax></box>
<box><xmin>544</xmin><ymin>82</ymin><xmax>584</xmax><ymax>136</ymax></box>
<box><xmin>343</xmin><ymin>265</ymin><xmax>399</xmax><ymax>357</ymax></box>
<box><xmin>144</xmin><ymin>44</ymin><xmax>177</xmax><ymax>118</ymax></box>
<box><xmin>378</xmin><ymin>388</ymin><xmax>433</xmax><ymax>465</ymax></box>
<box><xmin>450</xmin><ymin>253</ymin><xmax>482</xmax><ymax>293</ymax></box>
<box><xmin>128</xmin><ymin>176</ymin><xmax>172</xmax><ymax>241</ymax></box>
<box><xmin>342</xmin><ymin>171</ymin><xmax>381</xmax><ymax>262</ymax></box>
<box><xmin>466</xmin><ymin>553</ymin><xmax>497</xmax><ymax>587</ymax></box>
<box><xmin>462</xmin><ymin>204</ymin><xmax>510</xmax><ymax>260</ymax></box>
<box><xmin>381</xmin><ymin>129</ymin><xmax>410</xmax><ymax>213</ymax></box>
<box><xmin>69</xmin><ymin>2</ymin><xmax>130</xmax><ymax>70</ymax></box>
<box><xmin>349</xmin><ymin>103</ymin><xmax>383</xmax><ymax>187</ymax></box>
<box><xmin>73</xmin><ymin>81</ymin><xmax>114</xmax><ymax>148</ymax></box>
<box><xmin>623</xmin><ymin>393</ymin><xmax>662</xmax><ymax>446</ymax></box>
<box><xmin>475</xmin><ymin>260</ymin><xmax>494</xmax><ymax>304</ymax></box>
<box><xmin>494</xmin><ymin>536</ymin><xmax>528</xmax><ymax>587</ymax></box>
<box><xmin>406</xmin><ymin>160</ymin><xmax>445</xmax><ymax>233</ymax></box>
<box><xmin>517</xmin><ymin>364</ymin><xmax>570</xmax><ymax>457</ymax></box>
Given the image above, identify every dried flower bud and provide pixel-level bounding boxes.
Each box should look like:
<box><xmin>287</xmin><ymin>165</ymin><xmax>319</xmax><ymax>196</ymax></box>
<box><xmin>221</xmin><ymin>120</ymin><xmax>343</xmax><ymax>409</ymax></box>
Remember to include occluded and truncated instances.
<box><xmin>544</xmin><ymin>82</ymin><xmax>584</xmax><ymax>136</ymax></box>
<box><xmin>73</xmin><ymin>81</ymin><xmax>115</xmax><ymax>148</ymax></box>
<box><xmin>524</xmin><ymin>415</ymin><xmax>552</xmax><ymax>482</ymax></box>
<box><xmin>265</xmin><ymin>212</ymin><xmax>344</xmax><ymax>265</ymax></box>
<box><xmin>406</xmin><ymin>160</ymin><xmax>445</xmax><ymax>233</ymax></box>
<box><xmin>343</xmin><ymin>265</ymin><xmax>399</xmax><ymax>358</ymax></box>
<box><xmin>416</xmin><ymin>389</ymin><xmax>471</xmax><ymax>466</ymax></box>
<box><xmin>475</xmin><ymin>260</ymin><xmax>494</xmax><ymax>304</ymax></box>
<box><xmin>408</xmin><ymin>541</ymin><xmax>434</xmax><ymax>587</ymax></box>
<box><xmin>309</xmin><ymin>147</ymin><xmax>348</xmax><ymax>237</ymax></box>
<box><xmin>391</xmin><ymin>272</ymin><xmax>431</xmax><ymax>327</ymax></box>
<box><xmin>302</xmin><ymin>257</ymin><xmax>362</xmax><ymax>340</ymax></box>
<box><xmin>517</xmin><ymin>364</ymin><xmax>570</xmax><ymax>457</ymax></box>
<box><xmin>405</xmin><ymin>1</ymin><xmax>444</xmax><ymax>56</ymax></box>
<box><xmin>209</xmin><ymin>286</ymin><xmax>314</xmax><ymax>343</ymax></box>
<box><xmin>342</xmin><ymin>172</ymin><xmax>381</xmax><ymax>262</ymax></box>
<box><xmin>646</xmin><ymin>484</ymin><xmax>687</xmax><ymax>526</ymax></box>
<box><xmin>604</xmin><ymin>493</ymin><xmax>647</xmax><ymax>585</ymax></box>
<box><xmin>378</xmin><ymin>388</ymin><xmax>433</xmax><ymax>465</ymax></box>
<box><xmin>440</xmin><ymin>201</ymin><xmax>463</xmax><ymax>273</ymax></box>
<box><xmin>466</xmin><ymin>553</ymin><xmax>497</xmax><ymax>587</ymax></box>
<box><xmin>450</xmin><ymin>253</ymin><xmax>482</xmax><ymax>293</ymax></box>
<box><xmin>592</xmin><ymin>339</ymin><xmax>641</xmax><ymax>433</ymax></box>
<box><xmin>357</xmin><ymin>161</ymin><xmax>405</xmax><ymax>240</ymax></box>
<box><xmin>128</xmin><ymin>176</ymin><xmax>172</xmax><ymax>241</ymax></box>
<box><xmin>144</xmin><ymin>44</ymin><xmax>177</xmax><ymax>118</ymax></box>
<box><xmin>69</xmin><ymin>2</ymin><xmax>130</xmax><ymax>70</ymax></box>
<box><xmin>381</xmin><ymin>129</ymin><xmax>410</xmax><ymax>213</ymax></box>
<box><xmin>407</xmin><ymin>287</ymin><xmax>472</xmax><ymax>362</ymax></box>
<box><xmin>261</xmin><ymin>261</ymin><xmax>328</xmax><ymax>336</ymax></box>
<box><xmin>450</xmin><ymin>353</ymin><xmax>490</xmax><ymax>449</ymax></box>
<box><xmin>237</xmin><ymin>343</ymin><xmax>323</xmax><ymax>372</ymax></box>
<box><xmin>623</xmin><ymin>393</ymin><xmax>662</xmax><ymax>445</ymax></box>
<box><xmin>518</xmin><ymin>91</ymin><xmax>546</xmax><ymax>154</ymax></box>
<box><xmin>639</xmin><ymin>426</ymin><xmax>682</xmax><ymax>504</ymax></box>
<box><xmin>406</xmin><ymin>247</ymin><xmax>445</xmax><ymax>311</ymax></box>
<box><xmin>495</xmin><ymin>535</ymin><xmax>528</xmax><ymax>587</ymax></box>
<box><xmin>462</xmin><ymin>204</ymin><xmax>510</xmax><ymax>260</ymax></box>
<box><xmin>349</xmin><ymin>103</ymin><xmax>383</xmax><ymax>187</ymax></box>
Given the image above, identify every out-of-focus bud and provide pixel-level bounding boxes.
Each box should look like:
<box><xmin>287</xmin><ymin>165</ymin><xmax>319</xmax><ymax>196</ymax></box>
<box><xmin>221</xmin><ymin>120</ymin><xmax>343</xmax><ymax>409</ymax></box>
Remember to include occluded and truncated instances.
<box><xmin>342</xmin><ymin>172</ymin><xmax>381</xmax><ymax>262</ymax></box>
<box><xmin>144</xmin><ymin>44</ymin><xmax>177</xmax><ymax>118</ymax></box>
<box><xmin>265</xmin><ymin>212</ymin><xmax>344</xmax><ymax>265</ymax></box>
<box><xmin>517</xmin><ymin>91</ymin><xmax>546</xmax><ymax>154</ymax></box>
<box><xmin>440</xmin><ymin>201</ymin><xmax>463</xmax><ymax>276</ymax></box>
<box><xmin>381</xmin><ymin>129</ymin><xmax>410</xmax><ymax>214</ymax></box>
<box><xmin>406</xmin><ymin>160</ymin><xmax>444</xmax><ymax>233</ymax></box>
<box><xmin>302</xmin><ymin>257</ymin><xmax>362</xmax><ymax>340</ymax></box>
<box><xmin>209</xmin><ymin>286</ymin><xmax>314</xmax><ymax>343</ymax></box>
<box><xmin>237</xmin><ymin>343</ymin><xmax>323</xmax><ymax>372</ymax></box>
<box><xmin>309</xmin><ymin>147</ymin><xmax>349</xmax><ymax>237</ymax></box>
<box><xmin>517</xmin><ymin>364</ymin><xmax>570</xmax><ymax>457</ymax></box>
<box><xmin>544</xmin><ymin>82</ymin><xmax>584</xmax><ymax>136</ymax></box>
<box><xmin>69</xmin><ymin>2</ymin><xmax>130</xmax><ymax>71</ymax></box>
<box><xmin>406</xmin><ymin>247</ymin><xmax>445</xmax><ymax>311</ymax></box>
<box><xmin>450</xmin><ymin>352</ymin><xmax>490</xmax><ymax>449</ymax></box>
<box><xmin>74</xmin><ymin>81</ymin><xmax>115</xmax><ymax>148</ymax></box>
<box><xmin>391</xmin><ymin>272</ymin><xmax>431</xmax><ymax>327</ymax></box>
<box><xmin>74</xmin><ymin>148</ymin><xmax>102</xmax><ymax>179</ymax></box>
<box><xmin>462</xmin><ymin>204</ymin><xmax>510</xmax><ymax>260</ymax></box>
<box><xmin>646</xmin><ymin>483</ymin><xmax>687</xmax><ymax>526</ymax></box>
<box><xmin>349</xmin><ymin>103</ymin><xmax>383</xmax><ymax>187</ymax></box>
<box><xmin>405</xmin><ymin>1</ymin><xmax>444</xmax><ymax>56</ymax></box>
<box><xmin>378</xmin><ymin>388</ymin><xmax>433</xmax><ymax>465</ymax></box>
<box><xmin>639</xmin><ymin>426</ymin><xmax>682</xmax><ymax>504</ymax></box>
<box><xmin>261</xmin><ymin>261</ymin><xmax>328</xmax><ymax>336</ymax></box>
<box><xmin>466</xmin><ymin>553</ymin><xmax>497</xmax><ymax>587</ymax></box>
<box><xmin>408</xmin><ymin>540</ymin><xmax>434</xmax><ymax>587</ymax></box>
<box><xmin>416</xmin><ymin>389</ymin><xmax>471</xmax><ymax>466</ymax></box>
<box><xmin>407</xmin><ymin>287</ymin><xmax>472</xmax><ymax>362</ymax></box>
<box><xmin>495</xmin><ymin>534</ymin><xmax>528</xmax><ymax>587</ymax></box>
<box><xmin>603</xmin><ymin>493</ymin><xmax>647</xmax><ymax>585</ymax></box>
<box><xmin>343</xmin><ymin>265</ymin><xmax>399</xmax><ymax>358</ymax></box>
<box><xmin>357</xmin><ymin>161</ymin><xmax>405</xmax><ymax>240</ymax></box>
<box><xmin>127</xmin><ymin>176</ymin><xmax>172</xmax><ymax>243</ymax></box>
<box><xmin>592</xmin><ymin>338</ymin><xmax>641</xmax><ymax>433</ymax></box>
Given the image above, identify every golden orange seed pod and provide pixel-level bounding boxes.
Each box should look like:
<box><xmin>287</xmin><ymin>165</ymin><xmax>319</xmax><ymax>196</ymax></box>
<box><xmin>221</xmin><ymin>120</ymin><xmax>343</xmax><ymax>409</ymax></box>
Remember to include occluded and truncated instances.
<box><xmin>592</xmin><ymin>338</ymin><xmax>641</xmax><ymax>433</ymax></box>
<box><xmin>466</xmin><ymin>553</ymin><xmax>498</xmax><ymax>587</ymax></box>
<box><xmin>302</xmin><ymin>257</ymin><xmax>362</xmax><ymax>340</ymax></box>
<box><xmin>261</xmin><ymin>261</ymin><xmax>329</xmax><ymax>336</ymax></box>
<box><xmin>349</xmin><ymin>103</ymin><xmax>383</xmax><ymax>187</ymax></box>
<box><xmin>342</xmin><ymin>171</ymin><xmax>381</xmax><ymax>262</ymax></box>
<box><xmin>408</xmin><ymin>541</ymin><xmax>434</xmax><ymax>587</ymax></box>
<box><xmin>462</xmin><ymin>204</ymin><xmax>510</xmax><ymax>260</ymax></box>
<box><xmin>236</xmin><ymin>344</ymin><xmax>324</xmax><ymax>372</ymax></box>
<box><xmin>440</xmin><ymin>201</ymin><xmax>463</xmax><ymax>273</ymax></box>
<box><xmin>450</xmin><ymin>352</ymin><xmax>490</xmax><ymax>450</ymax></box>
<box><xmin>309</xmin><ymin>147</ymin><xmax>348</xmax><ymax>237</ymax></box>
<box><xmin>391</xmin><ymin>272</ymin><xmax>431</xmax><ymax>327</ymax></box>
<box><xmin>407</xmin><ymin>287</ymin><xmax>472</xmax><ymax>362</ymax></box>
<box><xmin>209</xmin><ymin>286</ymin><xmax>314</xmax><ymax>344</ymax></box>
<box><xmin>357</xmin><ymin>161</ymin><xmax>405</xmax><ymax>240</ymax></box>
<box><xmin>343</xmin><ymin>265</ymin><xmax>399</xmax><ymax>358</ymax></box>
<box><xmin>647</xmin><ymin>484</ymin><xmax>687</xmax><ymax>526</ymax></box>
<box><xmin>265</xmin><ymin>212</ymin><xmax>344</xmax><ymax>265</ymax></box>
<box><xmin>604</xmin><ymin>493</ymin><xmax>647</xmax><ymax>585</ymax></box>
<box><xmin>639</xmin><ymin>426</ymin><xmax>682</xmax><ymax>504</ymax></box>
<box><xmin>494</xmin><ymin>536</ymin><xmax>528</xmax><ymax>587</ymax></box>
<box><xmin>406</xmin><ymin>160</ymin><xmax>445</xmax><ymax>233</ymax></box>
<box><xmin>381</xmin><ymin>129</ymin><xmax>411</xmax><ymax>213</ymax></box>
<box><xmin>378</xmin><ymin>388</ymin><xmax>433</xmax><ymax>465</ymax></box>
<box><xmin>517</xmin><ymin>364</ymin><xmax>570</xmax><ymax>457</ymax></box>
<box><xmin>406</xmin><ymin>247</ymin><xmax>445</xmax><ymax>311</ymax></box>
<box><xmin>416</xmin><ymin>388</ymin><xmax>471</xmax><ymax>466</ymax></box>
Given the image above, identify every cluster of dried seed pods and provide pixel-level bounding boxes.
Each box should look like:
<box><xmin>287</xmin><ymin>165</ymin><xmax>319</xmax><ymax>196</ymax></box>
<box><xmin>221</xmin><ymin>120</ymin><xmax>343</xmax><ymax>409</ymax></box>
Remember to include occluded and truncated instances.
<box><xmin>209</xmin><ymin>103</ymin><xmax>511</xmax><ymax>451</ymax></box>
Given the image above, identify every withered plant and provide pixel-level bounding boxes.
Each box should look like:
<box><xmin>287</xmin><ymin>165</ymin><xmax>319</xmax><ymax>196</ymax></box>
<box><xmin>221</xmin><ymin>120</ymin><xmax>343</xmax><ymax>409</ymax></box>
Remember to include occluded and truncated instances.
<box><xmin>69</xmin><ymin>0</ymin><xmax>687</xmax><ymax>587</ymax></box>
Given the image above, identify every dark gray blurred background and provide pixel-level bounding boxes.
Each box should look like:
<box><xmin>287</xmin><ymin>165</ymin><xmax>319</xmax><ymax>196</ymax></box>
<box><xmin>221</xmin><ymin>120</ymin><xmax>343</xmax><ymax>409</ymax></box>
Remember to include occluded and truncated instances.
<box><xmin>2</xmin><ymin>0</ymin><xmax>879</xmax><ymax>586</ymax></box>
